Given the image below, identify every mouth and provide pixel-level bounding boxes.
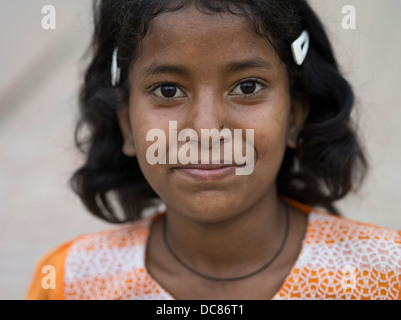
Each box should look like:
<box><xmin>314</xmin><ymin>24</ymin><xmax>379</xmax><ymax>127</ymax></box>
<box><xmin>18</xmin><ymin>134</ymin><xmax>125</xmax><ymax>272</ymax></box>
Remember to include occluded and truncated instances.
<box><xmin>171</xmin><ymin>163</ymin><xmax>245</xmax><ymax>181</ymax></box>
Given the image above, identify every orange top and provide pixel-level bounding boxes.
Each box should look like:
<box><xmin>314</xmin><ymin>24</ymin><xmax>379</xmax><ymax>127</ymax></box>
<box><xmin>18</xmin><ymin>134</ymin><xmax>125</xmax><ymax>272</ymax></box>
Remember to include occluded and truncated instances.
<box><xmin>27</xmin><ymin>200</ymin><xmax>401</xmax><ymax>300</ymax></box>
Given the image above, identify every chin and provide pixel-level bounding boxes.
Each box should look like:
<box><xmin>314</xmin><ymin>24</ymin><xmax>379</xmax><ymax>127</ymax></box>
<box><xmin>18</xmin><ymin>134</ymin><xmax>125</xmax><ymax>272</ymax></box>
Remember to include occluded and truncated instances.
<box><xmin>175</xmin><ymin>194</ymin><xmax>245</xmax><ymax>224</ymax></box>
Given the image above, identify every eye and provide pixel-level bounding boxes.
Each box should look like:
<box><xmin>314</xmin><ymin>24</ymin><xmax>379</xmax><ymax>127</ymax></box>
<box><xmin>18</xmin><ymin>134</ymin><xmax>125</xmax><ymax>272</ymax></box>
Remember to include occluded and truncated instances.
<box><xmin>152</xmin><ymin>83</ymin><xmax>185</xmax><ymax>99</ymax></box>
<box><xmin>231</xmin><ymin>80</ymin><xmax>265</xmax><ymax>96</ymax></box>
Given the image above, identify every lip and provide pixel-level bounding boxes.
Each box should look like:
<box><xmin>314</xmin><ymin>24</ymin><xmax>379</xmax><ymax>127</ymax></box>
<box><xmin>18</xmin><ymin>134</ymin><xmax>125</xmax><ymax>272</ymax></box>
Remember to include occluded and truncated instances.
<box><xmin>173</xmin><ymin>164</ymin><xmax>243</xmax><ymax>181</ymax></box>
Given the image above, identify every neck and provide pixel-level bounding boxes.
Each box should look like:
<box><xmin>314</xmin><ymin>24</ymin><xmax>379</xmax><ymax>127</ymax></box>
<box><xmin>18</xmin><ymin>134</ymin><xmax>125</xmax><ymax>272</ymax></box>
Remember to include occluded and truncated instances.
<box><xmin>163</xmin><ymin>192</ymin><xmax>287</xmax><ymax>278</ymax></box>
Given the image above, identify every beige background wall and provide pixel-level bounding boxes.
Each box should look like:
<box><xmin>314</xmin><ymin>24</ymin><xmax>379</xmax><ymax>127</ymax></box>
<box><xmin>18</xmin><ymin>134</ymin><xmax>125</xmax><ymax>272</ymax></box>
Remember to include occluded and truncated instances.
<box><xmin>0</xmin><ymin>1</ymin><xmax>400</xmax><ymax>299</ymax></box>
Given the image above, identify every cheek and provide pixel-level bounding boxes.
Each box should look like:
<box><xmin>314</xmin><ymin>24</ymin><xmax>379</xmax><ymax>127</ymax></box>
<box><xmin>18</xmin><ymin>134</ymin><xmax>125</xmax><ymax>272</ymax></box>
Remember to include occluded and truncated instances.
<box><xmin>129</xmin><ymin>94</ymin><xmax>160</xmax><ymax>147</ymax></box>
<box><xmin>128</xmin><ymin>107</ymin><xmax>179</xmax><ymax>200</ymax></box>
<box><xmin>128</xmin><ymin>97</ymin><xmax>162</xmax><ymax>168</ymax></box>
<box><xmin>242</xmin><ymin>88</ymin><xmax>291</xmax><ymax>159</ymax></box>
<box><xmin>255</xmin><ymin>107</ymin><xmax>289</xmax><ymax>146</ymax></box>
<box><xmin>252</xmin><ymin>110</ymin><xmax>290</xmax><ymax>172</ymax></box>
<box><xmin>129</xmin><ymin>113</ymin><xmax>170</xmax><ymax>197</ymax></box>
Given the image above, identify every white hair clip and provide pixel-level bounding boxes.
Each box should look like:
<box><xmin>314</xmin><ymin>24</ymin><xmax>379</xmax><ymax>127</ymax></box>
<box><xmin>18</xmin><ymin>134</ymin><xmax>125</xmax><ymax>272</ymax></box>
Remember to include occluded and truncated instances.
<box><xmin>291</xmin><ymin>30</ymin><xmax>310</xmax><ymax>66</ymax></box>
<box><xmin>111</xmin><ymin>47</ymin><xmax>121</xmax><ymax>87</ymax></box>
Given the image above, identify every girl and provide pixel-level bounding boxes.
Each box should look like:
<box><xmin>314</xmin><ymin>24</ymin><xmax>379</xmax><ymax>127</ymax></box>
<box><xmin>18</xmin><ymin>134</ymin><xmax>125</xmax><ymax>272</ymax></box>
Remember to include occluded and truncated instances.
<box><xmin>27</xmin><ymin>0</ymin><xmax>401</xmax><ymax>300</ymax></box>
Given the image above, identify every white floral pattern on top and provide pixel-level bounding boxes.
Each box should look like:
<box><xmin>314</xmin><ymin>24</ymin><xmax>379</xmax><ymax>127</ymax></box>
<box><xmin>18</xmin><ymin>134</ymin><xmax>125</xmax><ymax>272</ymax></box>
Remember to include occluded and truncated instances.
<box><xmin>62</xmin><ymin>211</ymin><xmax>401</xmax><ymax>300</ymax></box>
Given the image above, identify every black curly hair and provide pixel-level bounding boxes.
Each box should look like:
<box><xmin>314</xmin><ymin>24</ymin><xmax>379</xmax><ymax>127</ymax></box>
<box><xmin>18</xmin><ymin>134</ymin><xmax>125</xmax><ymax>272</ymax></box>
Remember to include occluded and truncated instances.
<box><xmin>70</xmin><ymin>0</ymin><xmax>368</xmax><ymax>223</ymax></box>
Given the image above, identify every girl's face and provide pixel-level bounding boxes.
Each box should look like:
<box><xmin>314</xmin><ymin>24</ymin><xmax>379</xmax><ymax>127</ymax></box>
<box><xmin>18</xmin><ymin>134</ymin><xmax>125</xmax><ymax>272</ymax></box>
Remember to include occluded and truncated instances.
<box><xmin>118</xmin><ymin>5</ymin><xmax>307</xmax><ymax>223</ymax></box>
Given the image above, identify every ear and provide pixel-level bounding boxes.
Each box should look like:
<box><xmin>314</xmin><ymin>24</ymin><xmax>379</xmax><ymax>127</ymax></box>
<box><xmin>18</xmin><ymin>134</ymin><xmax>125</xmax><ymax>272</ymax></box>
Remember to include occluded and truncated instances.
<box><xmin>116</xmin><ymin>107</ymin><xmax>136</xmax><ymax>157</ymax></box>
<box><xmin>287</xmin><ymin>95</ymin><xmax>310</xmax><ymax>149</ymax></box>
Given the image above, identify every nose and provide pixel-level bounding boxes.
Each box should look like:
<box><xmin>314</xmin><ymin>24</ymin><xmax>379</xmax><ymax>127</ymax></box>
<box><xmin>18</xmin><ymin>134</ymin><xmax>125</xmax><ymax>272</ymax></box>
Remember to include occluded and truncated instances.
<box><xmin>186</xmin><ymin>88</ymin><xmax>227</xmax><ymax>135</ymax></box>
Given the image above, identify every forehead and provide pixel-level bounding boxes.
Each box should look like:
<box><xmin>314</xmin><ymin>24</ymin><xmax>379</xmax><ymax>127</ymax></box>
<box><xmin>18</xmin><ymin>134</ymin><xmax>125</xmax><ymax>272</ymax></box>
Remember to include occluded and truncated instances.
<box><xmin>131</xmin><ymin>5</ymin><xmax>283</xmax><ymax>75</ymax></box>
<box><xmin>146</xmin><ymin>5</ymin><xmax>256</xmax><ymax>43</ymax></box>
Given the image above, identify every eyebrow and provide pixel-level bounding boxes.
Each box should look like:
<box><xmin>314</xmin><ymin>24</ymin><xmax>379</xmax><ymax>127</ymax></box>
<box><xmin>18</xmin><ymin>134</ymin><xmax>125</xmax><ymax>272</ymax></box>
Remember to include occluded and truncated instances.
<box><xmin>143</xmin><ymin>64</ymin><xmax>188</xmax><ymax>77</ymax></box>
<box><xmin>224</xmin><ymin>58</ymin><xmax>273</xmax><ymax>73</ymax></box>
<box><xmin>142</xmin><ymin>58</ymin><xmax>273</xmax><ymax>78</ymax></box>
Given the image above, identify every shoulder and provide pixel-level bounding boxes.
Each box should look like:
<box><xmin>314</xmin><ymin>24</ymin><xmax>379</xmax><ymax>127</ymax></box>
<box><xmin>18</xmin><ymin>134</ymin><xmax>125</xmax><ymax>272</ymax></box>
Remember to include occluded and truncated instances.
<box><xmin>298</xmin><ymin>210</ymin><xmax>401</xmax><ymax>299</ymax></box>
<box><xmin>307</xmin><ymin>210</ymin><xmax>401</xmax><ymax>249</ymax></box>
<box><xmin>26</xmin><ymin>216</ymin><xmax>156</xmax><ymax>300</ymax></box>
<box><xmin>285</xmin><ymin>197</ymin><xmax>401</xmax><ymax>261</ymax></box>
<box><xmin>26</xmin><ymin>240</ymin><xmax>73</xmax><ymax>300</ymax></box>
